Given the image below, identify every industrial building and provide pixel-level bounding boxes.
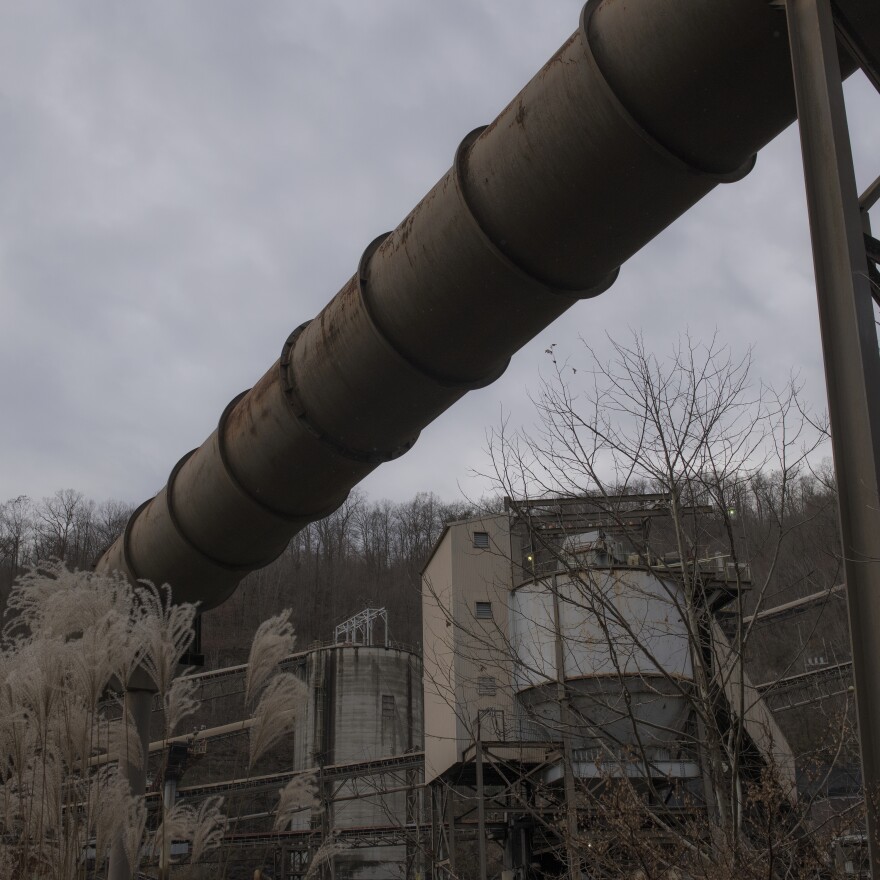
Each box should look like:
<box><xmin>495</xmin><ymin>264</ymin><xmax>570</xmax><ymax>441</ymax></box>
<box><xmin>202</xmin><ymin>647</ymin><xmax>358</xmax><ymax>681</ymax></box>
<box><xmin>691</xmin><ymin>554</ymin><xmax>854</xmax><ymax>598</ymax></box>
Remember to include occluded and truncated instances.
<box><xmin>421</xmin><ymin>495</ymin><xmax>794</xmax><ymax>878</ymax></box>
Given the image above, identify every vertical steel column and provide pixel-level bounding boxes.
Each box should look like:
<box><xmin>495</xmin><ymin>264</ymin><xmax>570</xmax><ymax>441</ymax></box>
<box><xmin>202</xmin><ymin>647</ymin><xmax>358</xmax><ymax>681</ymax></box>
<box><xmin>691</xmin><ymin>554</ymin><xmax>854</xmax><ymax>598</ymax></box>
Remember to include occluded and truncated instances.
<box><xmin>475</xmin><ymin>728</ymin><xmax>488</xmax><ymax>880</ymax></box>
<box><xmin>446</xmin><ymin>786</ymin><xmax>457</xmax><ymax>878</ymax></box>
<box><xmin>405</xmin><ymin>765</ymin><xmax>421</xmax><ymax>880</ymax></box>
<box><xmin>430</xmin><ymin>784</ymin><xmax>439</xmax><ymax>880</ymax></box>
<box><xmin>108</xmin><ymin>681</ymin><xmax>154</xmax><ymax>880</ymax></box>
<box><xmin>159</xmin><ymin>776</ymin><xmax>178</xmax><ymax>880</ymax></box>
<box><xmin>552</xmin><ymin>574</ymin><xmax>583</xmax><ymax>880</ymax></box>
<box><xmin>785</xmin><ymin>0</ymin><xmax>880</xmax><ymax>872</ymax></box>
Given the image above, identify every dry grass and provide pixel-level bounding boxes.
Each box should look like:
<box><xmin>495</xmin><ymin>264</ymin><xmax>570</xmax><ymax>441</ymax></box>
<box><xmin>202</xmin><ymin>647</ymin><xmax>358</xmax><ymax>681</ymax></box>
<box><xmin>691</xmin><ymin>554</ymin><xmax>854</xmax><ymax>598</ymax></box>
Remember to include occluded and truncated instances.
<box><xmin>0</xmin><ymin>561</ymin><xmax>321</xmax><ymax>878</ymax></box>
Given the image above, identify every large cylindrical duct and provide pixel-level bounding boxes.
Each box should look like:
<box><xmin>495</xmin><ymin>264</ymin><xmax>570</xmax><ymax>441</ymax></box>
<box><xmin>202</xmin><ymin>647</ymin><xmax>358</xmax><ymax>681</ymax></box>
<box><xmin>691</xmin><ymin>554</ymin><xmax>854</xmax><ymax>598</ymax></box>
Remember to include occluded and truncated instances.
<box><xmin>97</xmin><ymin>0</ymin><xmax>858</xmax><ymax>607</ymax></box>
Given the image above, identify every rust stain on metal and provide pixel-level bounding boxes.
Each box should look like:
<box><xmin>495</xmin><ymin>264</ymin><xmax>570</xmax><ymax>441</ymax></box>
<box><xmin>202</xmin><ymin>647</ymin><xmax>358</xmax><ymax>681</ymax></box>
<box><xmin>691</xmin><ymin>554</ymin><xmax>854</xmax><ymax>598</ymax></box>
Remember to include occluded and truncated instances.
<box><xmin>318</xmin><ymin>280</ymin><xmax>355</xmax><ymax>349</ymax></box>
<box><xmin>538</xmin><ymin>34</ymin><xmax>576</xmax><ymax>79</ymax></box>
<box><xmin>396</xmin><ymin>211</ymin><xmax>416</xmax><ymax>250</ymax></box>
<box><xmin>225</xmin><ymin>392</ymin><xmax>253</xmax><ymax>437</ymax></box>
<box><xmin>225</xmin><ymin>369</ymin><xmax>276</xmax><ymax>439</ymax></box>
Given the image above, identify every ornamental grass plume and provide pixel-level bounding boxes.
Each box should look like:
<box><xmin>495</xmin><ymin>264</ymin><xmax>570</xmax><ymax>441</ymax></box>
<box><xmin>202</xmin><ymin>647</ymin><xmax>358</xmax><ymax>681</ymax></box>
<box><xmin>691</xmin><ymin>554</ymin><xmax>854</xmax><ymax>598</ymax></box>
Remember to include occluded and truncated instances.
<box><xmin>135</xmin><ymin>582</ymin><xmax>197</xmax><ymax>695</ymax></box>
<box><xmin>244</xmin><ymin>609</ymin><xmax>296</xmax><ymax>706</ymax></box>
<box><xmin>248</xmin><ymin>672</ymin><xmax>307</xmax><ymax>769</ymax></box>
<box><xmin>53</xmin><ymin>696</ymin><xmax>92</xmax><ymax>777</ymax></box>
<box><xmin>121</xmin><ymin>793</ymin><xmax>147</xmax><ymax>872</ymax></box>
<box><xmin>7</xmin><ymin>637</ymin><xmax>67</xmax><ymax>738</ymax></box>
<box><xmin>4</xmin><ymin>561</ymin><xmax>144</xmax><ymax>693</ymax></box>
<box><xmin>165</xmin><ymin>673</ymin><xmax>200</xmax><ymax>737</ymax></box>
<box><xmin>151</xmin><ymin>798</ymin><xmax>227</xmax><ymax>865</ymax></box>
<box><xmin>0</xmin><ymin>562</ymin><xmax>305</xmax><ymax>877</ymax></box>
<box><xmin>106</xmin><ymin>707</ymin><xmax>145</xmax><ymax>775</ymax></box>
<box><xmin>5</xmin><ymin>561</ymin><xmax>134</xmax><ymax>645</ymax></box>
<box><xmin>274</xmin><ymin>771</ymin><xmax>319</xmax><ymax>830</ymax></box>
<box><xmin>87</xmin><ymin>767</ymin><xmax>136</xmax><ymax>868</ymax></box>
<box><xmin>0</xmin><ymin>562</ymin><xmax>211</xmax><ymax>878</ymax></box>
<box><xmin>304</xmin><ymin>834</ymin><xmax>347</xmax><ymax>880</ymax></box>
<box><xmin>188</xmin><ymin>796</ymin><xmax>227</xmax><ymax>863</ymax></box>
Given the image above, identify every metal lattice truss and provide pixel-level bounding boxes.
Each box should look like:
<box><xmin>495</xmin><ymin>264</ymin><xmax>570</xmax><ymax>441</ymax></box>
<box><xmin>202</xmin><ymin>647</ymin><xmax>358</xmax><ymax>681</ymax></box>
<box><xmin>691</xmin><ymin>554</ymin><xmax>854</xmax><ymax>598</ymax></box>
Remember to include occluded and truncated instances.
<box><xmin>757</xmin><ymin>661</ymin><xmax>855</xmax><ymax>713</ymax></box>
<box><xmin>430</xmin><ymin>740</ymin><xmax>566</xmax><ymax>878</ymax></box>
<box><xmin>334</xmin><ymin>607</ymin><xmax>389</xmax><ymax>647</ymax></box>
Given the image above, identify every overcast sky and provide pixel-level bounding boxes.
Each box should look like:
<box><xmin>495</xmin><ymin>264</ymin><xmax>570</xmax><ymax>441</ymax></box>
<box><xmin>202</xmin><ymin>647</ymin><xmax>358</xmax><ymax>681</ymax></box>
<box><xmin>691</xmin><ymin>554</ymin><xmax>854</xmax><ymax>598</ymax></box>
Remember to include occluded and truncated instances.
<box><xmin>0</xmin><ymin>2</ymin><xmax>878</xmax><ymax>510</ymax></box>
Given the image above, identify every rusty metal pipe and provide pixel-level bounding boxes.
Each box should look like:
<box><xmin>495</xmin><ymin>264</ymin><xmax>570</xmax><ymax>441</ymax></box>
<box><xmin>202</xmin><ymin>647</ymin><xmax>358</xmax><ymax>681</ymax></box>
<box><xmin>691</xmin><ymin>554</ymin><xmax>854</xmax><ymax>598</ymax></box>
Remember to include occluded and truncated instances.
<box><xmin>97</xmin><ymin>0</ymin><xmax>858</xmax><ymax>608</ymax></box>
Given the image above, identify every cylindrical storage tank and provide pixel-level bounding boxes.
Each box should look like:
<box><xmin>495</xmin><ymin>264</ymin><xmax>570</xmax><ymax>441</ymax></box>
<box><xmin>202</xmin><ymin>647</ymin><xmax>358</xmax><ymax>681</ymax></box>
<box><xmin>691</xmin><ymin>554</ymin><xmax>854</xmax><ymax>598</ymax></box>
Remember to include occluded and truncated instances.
<box><xmin>288</xmin><ymin>645</ymin><xmax>423</xmax><ymax>880</ymax></box>
<box><xmin>511</xmin><ymin>567</ymin><xmax>693</xmax><ymax>770</ymax></box>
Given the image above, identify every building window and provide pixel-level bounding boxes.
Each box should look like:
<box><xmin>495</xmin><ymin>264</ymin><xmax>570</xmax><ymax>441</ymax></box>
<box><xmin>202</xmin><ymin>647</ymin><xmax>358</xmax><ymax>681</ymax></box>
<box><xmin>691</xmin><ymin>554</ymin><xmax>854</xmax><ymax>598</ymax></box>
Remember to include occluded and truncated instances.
<box><xmin>477</xmin><ymin>675</ymin><xmax>497</xmax><ymax>696</ymax></box>
<box><xmin>475</xmin><ymin>601</ymin><xmax>492</xmax><ymax>620</ymax></box>
<box><xmin>473</xmin><ymin>531</ymin><xmax>489</xmax><ymax>549</ymax></box>
<box><xmin>382</xmin><ymin>694</ymin><xmax>395</xmax><ymax>718</ymax></box>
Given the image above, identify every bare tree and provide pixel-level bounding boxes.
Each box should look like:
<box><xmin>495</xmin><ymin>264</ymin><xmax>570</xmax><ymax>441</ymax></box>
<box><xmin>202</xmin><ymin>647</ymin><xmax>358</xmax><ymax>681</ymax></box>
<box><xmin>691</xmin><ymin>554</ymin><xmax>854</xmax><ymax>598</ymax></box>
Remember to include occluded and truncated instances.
<box><xmin>425</xmin><ymin>333</ymin><xmax>859</xmax><ymax>879</ymax></box>
<box><xmin>0</xmin><ymin>495</ymin><xmax>33</xmax><ymax>572</ymax></box>
<box><xmin>1</xmin><ymin>492</ymin><xmax>133</xmax><ymax>581</ymax></box>
<box><xmin>32</xmin><ymin>488</ymin><xmax>91</xmax><ymax>563</ymax></box>
<box><xmin>93</xmin><ymin>499</ymin><xmax>136</xmax><ymax>556</ymax></box>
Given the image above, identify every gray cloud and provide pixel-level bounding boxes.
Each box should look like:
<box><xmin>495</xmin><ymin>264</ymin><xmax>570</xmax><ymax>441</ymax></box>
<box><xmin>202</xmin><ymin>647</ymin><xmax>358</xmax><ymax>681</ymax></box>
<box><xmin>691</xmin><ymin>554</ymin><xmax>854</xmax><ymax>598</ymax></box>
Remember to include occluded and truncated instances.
<box><xmin>0</xmin><ymin>2</ymin><xmax>877</xmax><ymax>507</ymax></box>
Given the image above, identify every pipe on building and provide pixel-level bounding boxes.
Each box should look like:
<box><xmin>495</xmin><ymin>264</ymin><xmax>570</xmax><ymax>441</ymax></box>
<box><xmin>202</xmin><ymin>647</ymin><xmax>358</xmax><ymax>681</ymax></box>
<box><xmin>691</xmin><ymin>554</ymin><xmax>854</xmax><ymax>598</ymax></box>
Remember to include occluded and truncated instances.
<box><xmin>97</xmin><ymin>0</ymin><xmax>857</xmax><ymax>608</ymax></box>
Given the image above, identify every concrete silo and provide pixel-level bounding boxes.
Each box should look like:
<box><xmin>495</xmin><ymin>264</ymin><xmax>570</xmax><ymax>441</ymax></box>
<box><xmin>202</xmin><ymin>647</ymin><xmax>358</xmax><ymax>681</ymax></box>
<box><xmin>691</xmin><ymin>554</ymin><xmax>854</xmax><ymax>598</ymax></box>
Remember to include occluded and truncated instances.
<box><xmin>287</xmin><ymin>621</ymin><xmax>424</xmax><ymax>880</ymax></box>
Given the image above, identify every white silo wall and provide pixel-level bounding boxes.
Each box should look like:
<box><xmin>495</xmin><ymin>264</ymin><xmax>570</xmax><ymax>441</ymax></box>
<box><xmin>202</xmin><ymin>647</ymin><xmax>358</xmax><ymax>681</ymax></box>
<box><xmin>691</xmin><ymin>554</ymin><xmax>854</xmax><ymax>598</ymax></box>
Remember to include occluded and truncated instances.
<box><xmin>511</xmin><ymin>568</ymin><xmax>693</xmax><ymax>758</ymax></box>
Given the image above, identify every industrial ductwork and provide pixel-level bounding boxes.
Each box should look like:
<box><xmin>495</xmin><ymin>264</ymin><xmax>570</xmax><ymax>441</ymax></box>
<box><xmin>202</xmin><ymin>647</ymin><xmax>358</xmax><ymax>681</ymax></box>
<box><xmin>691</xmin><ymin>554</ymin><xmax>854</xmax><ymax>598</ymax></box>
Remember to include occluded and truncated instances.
<box><xmin>97</xmin><ymin>0</ymin><xmax>859</xmax><ymax>608</ymax></box>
